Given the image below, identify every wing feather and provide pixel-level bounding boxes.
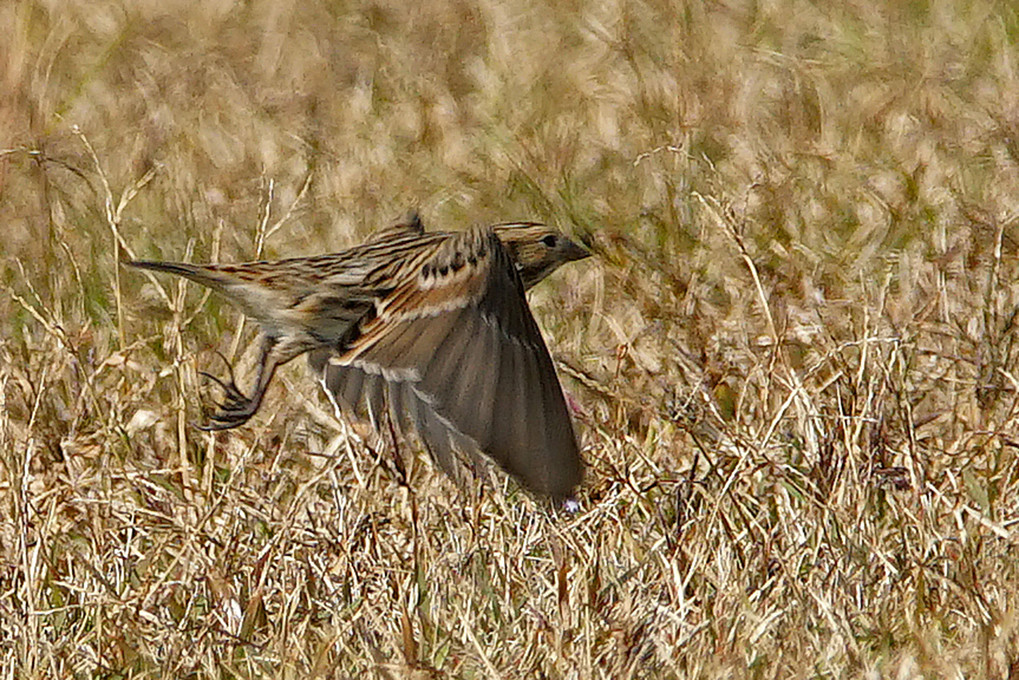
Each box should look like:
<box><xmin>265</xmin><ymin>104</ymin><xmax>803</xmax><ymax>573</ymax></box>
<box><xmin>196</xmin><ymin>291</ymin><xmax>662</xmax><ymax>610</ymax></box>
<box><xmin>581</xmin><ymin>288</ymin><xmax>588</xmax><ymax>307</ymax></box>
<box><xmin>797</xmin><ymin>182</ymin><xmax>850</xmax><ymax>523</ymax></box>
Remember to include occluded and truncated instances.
<box><xmin>315</xmin><ymin>226</ymin><xmax>582</xmax><ymax>498</ymax></box>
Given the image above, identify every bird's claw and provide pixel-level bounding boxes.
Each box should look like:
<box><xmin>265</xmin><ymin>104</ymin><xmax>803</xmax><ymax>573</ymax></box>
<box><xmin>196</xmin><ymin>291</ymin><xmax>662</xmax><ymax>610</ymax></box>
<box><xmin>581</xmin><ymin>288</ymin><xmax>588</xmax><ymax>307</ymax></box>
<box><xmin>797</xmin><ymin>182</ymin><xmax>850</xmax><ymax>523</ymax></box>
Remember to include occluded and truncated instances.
<box><xmin>197</xmin><ymin>357</ymin><xmax>258</xmax><ymax>430</ymax></box>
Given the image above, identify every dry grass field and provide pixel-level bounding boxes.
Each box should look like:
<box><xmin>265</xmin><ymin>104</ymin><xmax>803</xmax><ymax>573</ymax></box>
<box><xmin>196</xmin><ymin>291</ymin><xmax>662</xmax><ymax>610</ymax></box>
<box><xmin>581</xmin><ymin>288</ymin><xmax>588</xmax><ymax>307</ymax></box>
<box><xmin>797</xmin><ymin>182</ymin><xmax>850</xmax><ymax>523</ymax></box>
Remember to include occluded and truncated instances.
<box><xmin>5</xmin><ymin>0</ymin><xmax>1019</xmax><ymax>677</ymax></box>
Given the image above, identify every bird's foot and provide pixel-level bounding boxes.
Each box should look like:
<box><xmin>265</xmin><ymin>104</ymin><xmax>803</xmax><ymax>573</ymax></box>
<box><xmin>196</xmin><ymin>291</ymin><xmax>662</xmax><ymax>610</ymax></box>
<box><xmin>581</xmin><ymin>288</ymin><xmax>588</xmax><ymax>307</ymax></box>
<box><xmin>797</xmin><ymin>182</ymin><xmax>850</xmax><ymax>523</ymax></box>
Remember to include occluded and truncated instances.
<box><xmin>197</xmin><ymin>353</ymin><xmax>259</xmax><ymax>430</ymax></box>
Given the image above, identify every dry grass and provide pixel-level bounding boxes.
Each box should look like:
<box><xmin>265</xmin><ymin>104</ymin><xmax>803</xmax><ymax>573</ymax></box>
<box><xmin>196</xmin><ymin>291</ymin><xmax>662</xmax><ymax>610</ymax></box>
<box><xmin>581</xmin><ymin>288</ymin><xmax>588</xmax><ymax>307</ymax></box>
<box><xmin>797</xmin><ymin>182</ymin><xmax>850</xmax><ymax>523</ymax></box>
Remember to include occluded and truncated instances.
<box><xmin>4</xmin><ymin>0</ymin><xmax>1019</xmax><ymax>677</ymax></box>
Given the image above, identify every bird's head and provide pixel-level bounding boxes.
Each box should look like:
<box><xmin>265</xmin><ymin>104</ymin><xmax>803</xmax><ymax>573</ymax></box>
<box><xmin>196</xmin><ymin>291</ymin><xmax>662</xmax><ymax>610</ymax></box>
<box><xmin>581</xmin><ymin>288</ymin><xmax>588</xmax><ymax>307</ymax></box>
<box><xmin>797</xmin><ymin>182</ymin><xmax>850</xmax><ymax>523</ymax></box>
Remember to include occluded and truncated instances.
<box><xmin>492</xmin><ymin>223</ymin><xmax>591</xmax><ymax>290</ymax></box>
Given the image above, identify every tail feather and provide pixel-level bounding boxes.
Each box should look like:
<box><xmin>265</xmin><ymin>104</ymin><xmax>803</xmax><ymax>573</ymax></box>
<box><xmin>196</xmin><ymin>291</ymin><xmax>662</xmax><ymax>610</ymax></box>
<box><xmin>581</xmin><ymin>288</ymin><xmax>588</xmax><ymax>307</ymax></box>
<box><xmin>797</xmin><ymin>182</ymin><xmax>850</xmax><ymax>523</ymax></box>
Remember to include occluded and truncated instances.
<box><xmin>124</xmin><ymin>260</ymin><xmax>230</xmax><ymax>291</ymax></box>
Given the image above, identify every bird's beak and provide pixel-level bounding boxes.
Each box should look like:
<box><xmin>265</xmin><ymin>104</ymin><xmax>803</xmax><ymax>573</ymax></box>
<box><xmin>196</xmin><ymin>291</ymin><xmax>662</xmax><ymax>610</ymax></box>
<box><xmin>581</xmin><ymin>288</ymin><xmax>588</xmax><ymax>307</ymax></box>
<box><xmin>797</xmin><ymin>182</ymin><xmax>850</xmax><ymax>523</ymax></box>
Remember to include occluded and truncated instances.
<box><xmin>563</xmin><ymin>238</ymin><xmax>592</xmax><ymax>262</ymax></box>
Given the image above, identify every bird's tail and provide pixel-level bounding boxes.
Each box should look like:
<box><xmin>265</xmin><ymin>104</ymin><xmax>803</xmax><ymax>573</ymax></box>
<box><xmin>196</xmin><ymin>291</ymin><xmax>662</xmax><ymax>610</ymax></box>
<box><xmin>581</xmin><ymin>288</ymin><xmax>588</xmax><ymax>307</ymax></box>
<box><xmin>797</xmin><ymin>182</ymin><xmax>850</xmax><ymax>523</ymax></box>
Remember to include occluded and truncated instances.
<box><xmin>124</xmin><ymin>260</ymin><xmax>232</xmax><ymax>292</ymax></box>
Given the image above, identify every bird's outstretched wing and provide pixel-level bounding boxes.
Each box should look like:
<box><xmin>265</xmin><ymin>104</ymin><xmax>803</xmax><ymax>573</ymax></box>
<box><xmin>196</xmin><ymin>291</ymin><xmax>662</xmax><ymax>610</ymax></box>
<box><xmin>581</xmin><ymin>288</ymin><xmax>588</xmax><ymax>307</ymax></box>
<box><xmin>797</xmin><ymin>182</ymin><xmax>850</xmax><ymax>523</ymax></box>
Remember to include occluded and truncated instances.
<box><xmin>314</xmin><ymin>226</ymin><xmax>582</xmax><ymax>499</ymax></box>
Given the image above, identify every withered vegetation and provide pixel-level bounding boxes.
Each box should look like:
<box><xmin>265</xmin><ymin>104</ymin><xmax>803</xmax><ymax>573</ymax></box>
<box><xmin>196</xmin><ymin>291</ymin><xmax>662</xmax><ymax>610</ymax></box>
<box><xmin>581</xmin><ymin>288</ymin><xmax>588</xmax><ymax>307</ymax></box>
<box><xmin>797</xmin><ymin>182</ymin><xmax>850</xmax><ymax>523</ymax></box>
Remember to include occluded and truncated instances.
<box><xmin>4</xmin><ymin>0</ymin><xmax>1019</xmax><ymax>677</ymax></box>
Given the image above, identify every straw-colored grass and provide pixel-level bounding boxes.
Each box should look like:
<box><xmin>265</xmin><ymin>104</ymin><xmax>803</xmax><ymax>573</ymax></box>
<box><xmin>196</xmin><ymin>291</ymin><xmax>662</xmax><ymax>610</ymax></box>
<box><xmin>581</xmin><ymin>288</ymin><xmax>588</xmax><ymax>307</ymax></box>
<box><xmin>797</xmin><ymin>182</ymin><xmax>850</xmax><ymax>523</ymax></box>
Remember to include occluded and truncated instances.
<box><xmin>4</xmin><ymin>0</ymin><xmax>1019</xmax><ymax>677</ymax></box>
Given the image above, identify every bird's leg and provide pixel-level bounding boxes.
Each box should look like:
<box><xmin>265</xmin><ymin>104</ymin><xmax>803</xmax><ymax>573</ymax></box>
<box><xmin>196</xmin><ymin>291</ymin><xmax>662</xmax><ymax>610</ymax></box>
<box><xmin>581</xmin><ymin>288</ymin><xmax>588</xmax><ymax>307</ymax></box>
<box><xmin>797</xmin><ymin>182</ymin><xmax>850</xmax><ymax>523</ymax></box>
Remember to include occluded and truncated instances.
<box><xmin>199</xmin><ymin>338</ymin><xmax>281</xmax><ymax>431</ymax></box>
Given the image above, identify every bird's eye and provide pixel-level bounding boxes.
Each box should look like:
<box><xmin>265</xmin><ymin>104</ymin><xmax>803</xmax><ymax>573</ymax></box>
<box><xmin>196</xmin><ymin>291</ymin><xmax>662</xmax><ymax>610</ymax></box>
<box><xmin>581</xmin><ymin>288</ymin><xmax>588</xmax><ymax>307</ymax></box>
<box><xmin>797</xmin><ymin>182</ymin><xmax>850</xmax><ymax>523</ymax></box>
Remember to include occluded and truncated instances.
<box><xmin>541</xmin><ymin>235</ymin><xmax>557</xmax><ymax>248</ymax></box>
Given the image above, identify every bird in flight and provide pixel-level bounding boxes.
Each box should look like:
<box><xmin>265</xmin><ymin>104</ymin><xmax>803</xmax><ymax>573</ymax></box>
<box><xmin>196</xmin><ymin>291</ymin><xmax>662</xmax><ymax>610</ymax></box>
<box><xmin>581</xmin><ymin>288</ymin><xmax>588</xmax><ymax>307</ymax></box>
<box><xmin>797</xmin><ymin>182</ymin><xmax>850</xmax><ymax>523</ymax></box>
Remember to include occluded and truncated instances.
<box><xmin>126</xmin><ymin>213</ymin><xmax>590</xmax><ymax>498</ymax></box>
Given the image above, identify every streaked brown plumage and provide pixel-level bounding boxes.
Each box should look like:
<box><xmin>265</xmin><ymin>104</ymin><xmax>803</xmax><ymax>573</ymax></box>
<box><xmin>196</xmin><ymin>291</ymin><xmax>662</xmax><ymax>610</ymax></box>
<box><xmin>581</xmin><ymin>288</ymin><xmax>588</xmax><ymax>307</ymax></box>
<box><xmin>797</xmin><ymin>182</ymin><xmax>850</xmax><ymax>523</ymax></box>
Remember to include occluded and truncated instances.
<box><xmin>126</xmin><ymin>214</ymin><xmax>589</xmax><ymax>498</ymax></box>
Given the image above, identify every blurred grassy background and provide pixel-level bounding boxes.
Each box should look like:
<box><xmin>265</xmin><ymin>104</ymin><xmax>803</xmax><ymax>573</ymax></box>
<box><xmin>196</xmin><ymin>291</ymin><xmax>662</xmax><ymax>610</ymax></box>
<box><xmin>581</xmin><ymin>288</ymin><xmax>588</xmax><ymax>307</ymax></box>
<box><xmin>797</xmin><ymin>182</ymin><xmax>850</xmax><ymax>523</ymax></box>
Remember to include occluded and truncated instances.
<box><xmin>5</xmin><ymin>0</ymin><xmax>1019</xmax><ymax>677</ymax></box>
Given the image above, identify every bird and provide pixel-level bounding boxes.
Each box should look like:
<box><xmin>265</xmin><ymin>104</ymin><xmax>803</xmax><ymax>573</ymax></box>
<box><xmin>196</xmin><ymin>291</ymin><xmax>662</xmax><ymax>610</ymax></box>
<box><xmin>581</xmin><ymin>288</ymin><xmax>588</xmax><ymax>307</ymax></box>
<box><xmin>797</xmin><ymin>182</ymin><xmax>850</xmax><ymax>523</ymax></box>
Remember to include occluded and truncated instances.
<box><xmin>125</xmin><ymin>213</ymin><xmax>590</xmax><ymax>498</ymax></box>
